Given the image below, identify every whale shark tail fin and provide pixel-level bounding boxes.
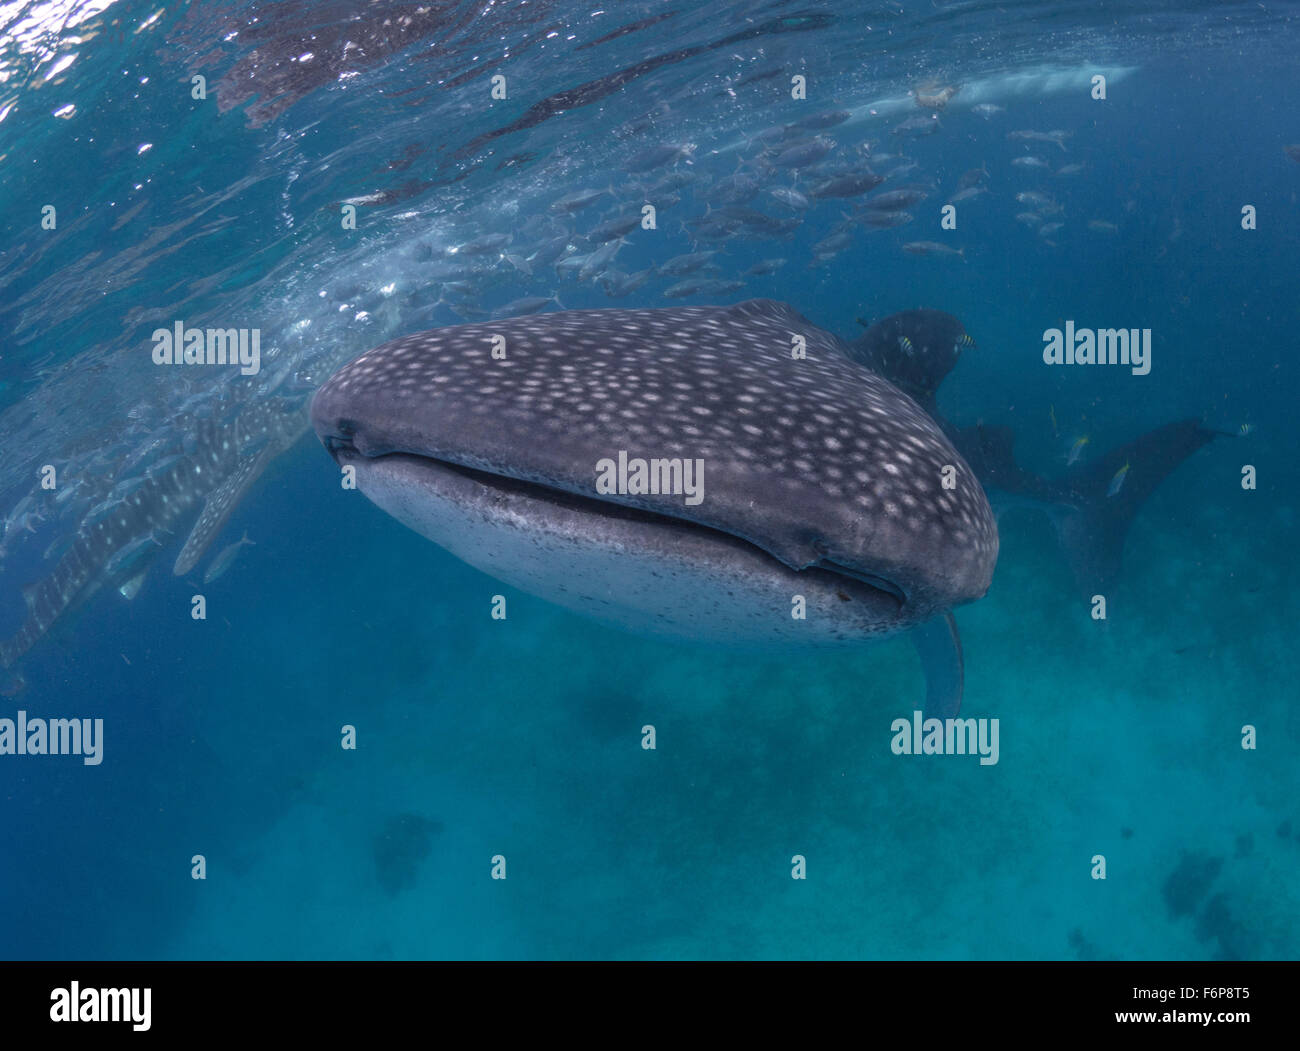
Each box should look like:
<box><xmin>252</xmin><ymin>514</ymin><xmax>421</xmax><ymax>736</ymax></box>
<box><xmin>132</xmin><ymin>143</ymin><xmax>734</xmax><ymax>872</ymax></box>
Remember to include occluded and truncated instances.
<box><xmin>950</xmin><ymin>423</ymin><xmax>1060</xmax><ymax>504</ymax></box>
<box><xmin>1054</xmin><ymin>419</ymin><xmax>1219</xmax><ymax>595</ymax></box>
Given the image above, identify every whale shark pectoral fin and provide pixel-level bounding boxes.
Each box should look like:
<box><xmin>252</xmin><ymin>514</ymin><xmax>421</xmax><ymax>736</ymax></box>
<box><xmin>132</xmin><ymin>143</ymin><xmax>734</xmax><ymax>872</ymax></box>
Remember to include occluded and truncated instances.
<box><xmin>172</xmin><ymin>446</ymin><xmax>276</xmax><ymax>576</ymax></box>
<box><xmin>911</xmin><ymin>611</ymin><xmax>963</xmax><ymax>719</ymax></box>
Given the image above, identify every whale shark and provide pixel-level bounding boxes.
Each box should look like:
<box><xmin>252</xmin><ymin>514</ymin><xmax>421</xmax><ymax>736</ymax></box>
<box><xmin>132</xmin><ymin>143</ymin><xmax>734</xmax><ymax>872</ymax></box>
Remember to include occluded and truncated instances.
<box><xmin>0</xmin><ymin>398</ymin><xmax>306</xmax><ymax>669</ymax></box>
<box><xmin>311</xmin><ymin>299</ymin><xmax>998</xmax><ymax>716</ymax></box>
<box><xmin>847</xmin><ymin>309</ymin><xmax>1220</xmax><ymax>594</ymax></box>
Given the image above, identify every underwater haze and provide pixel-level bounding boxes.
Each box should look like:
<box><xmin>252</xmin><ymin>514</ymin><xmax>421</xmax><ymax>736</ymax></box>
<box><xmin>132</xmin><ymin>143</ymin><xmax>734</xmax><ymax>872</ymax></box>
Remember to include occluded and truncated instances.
<box><xmin>0</xmin><ymin>0</ymin><xmax>1297</xmax><ymax>960</ymax></box>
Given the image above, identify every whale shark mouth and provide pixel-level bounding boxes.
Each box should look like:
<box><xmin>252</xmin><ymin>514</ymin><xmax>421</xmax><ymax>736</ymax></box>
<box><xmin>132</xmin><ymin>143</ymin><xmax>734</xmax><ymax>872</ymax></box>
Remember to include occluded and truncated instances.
<box><xmin>322</xmin><ymin>436</ymin><xmax>910</xmax><ymax>612</ymax></box>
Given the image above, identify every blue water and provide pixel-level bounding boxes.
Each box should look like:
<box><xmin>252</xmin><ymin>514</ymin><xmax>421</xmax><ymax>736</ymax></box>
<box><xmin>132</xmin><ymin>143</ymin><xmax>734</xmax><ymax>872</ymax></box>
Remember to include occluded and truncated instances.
<box><xmin>0</xmin><ymin>1</ymin><xmax>1297</xmax><ymax>960</ymax></box>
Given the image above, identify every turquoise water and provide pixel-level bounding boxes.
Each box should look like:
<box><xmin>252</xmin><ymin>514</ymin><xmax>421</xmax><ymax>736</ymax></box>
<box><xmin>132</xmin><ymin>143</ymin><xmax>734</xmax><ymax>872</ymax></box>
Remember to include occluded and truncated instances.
<box><xmin>0</xmin><ymin>1</ymin><xmax>1297</xmax><ymax>960</ymax></box>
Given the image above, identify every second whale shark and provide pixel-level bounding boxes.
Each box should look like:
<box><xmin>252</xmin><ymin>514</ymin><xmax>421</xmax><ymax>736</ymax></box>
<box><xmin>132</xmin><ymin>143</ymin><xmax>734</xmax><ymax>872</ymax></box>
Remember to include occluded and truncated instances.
<box><xmin>847</xmin><ymin>308</ymin><xmax>1220</xmax><ymax>596</ymax></box>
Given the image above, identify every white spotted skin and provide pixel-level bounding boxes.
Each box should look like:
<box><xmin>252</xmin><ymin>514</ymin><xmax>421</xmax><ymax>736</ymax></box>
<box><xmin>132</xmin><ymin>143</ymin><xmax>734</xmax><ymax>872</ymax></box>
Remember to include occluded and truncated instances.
<box><xmin>312</xmin><ymin>301</ymin><xmax>998</xmax><ymax>622</ymax></box>
<box><xmin>351</xmin><ymin>453</ymin><xmax>911</xmax><ymax>643</ymax></box>
<box><xmin>0</xmin><ymin>399</ymin><xmax>305</xmax><ymax>668</ymax></box>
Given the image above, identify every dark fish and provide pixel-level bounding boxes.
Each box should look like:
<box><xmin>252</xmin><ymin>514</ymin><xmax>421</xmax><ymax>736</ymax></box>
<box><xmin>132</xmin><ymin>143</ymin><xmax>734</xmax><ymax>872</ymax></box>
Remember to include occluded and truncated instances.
<box><xmin>105</xmin><ymin>530</ymin><xmax>167</xmax><ymax>577</ymax></box>
<box><xmin>855</xmin><ymin>209</ymin><xmax>914</xmax><ymax>228</ymax></box>
<box><xmin>770</xmin><ymin>136</ymin><xmax>835</xmax><ymax>168</ymax></box>
<box><xmin>576</xmin><ymin>9</ymin><xmax>679</xmax><ymax>51</ymax></box>
<box><xmin>647</xmin><ymin>171</ymin><xmax>694</xmax><ymax>194</ymax></box>
<box><xmin>901</xmin><ymin>241</ymin><xmax>964</xmax><ymax>259</ymax></box>
<box><xmin>792</xmin><ymin>108</ymin><xmax>851</xmax><ymax>130</ymax></box>
<box><xmin>662</xmin><ymin>277</ymin><xmax>745</xmax><ymax>298</ymax></box>
<box><xmin>203</xmin><ymin>530</ymin><xmax>256</xmax><ymax>584</ymax></box>
<box><xmin>882</xmin><ymin>161</ymin><xmax>919</xmax><ymax>180</ymax></box>
<box><xmin>625</xmin><ymin>144</ymin><xmax>694</xmax><ymax>173</ymax></box>
<box><xmin>892</xmin><ymin>114</ymin><xmax>941</xmax><ymax>137</ymax></box>
<box><xmin>495</xmin><ymin>295</ymin><xmax>562</xmax><ymax>319</ymax></box>
<box><xmin>752</xmin><ymin>123</ymin><xmax>800</xmax><ymax>145</ymax></box>
<box><xmin>598</xmin><ymin>267</ymin><xmax>656</xmax><ymax>298</ymax></box>
<box><xmin>735</xmin><ymin>66</ymin><xmax>788</xmax><ymax>89</ymax></box>
<box><xmin>1008</xmin><ymin>129</ymin><xmax>1070</xmax><ymax>151</ymax></box>
<box><xmin>449</xmin><ymin>233</ymin><xmax>511</xmax><ymax>257</ymax></box>
<box><xmin>862</xmin><ymin>185</ymin><xmax>931</xmax><ymax>211</ymax></box>
<box><xmin>659</xmin><ymin>251</ymin><xmax>719</xmax><ymax>276</ymax></box>
<box><xmin>550</xmin><ymin>188</ymin><xmax>609</xmax><ymax>214</ymax></box>
<box><xmin>577</xmin><ymin>240</ymin><xmax>623</xmax><ymax>282</ymax></box>
<box><xmin>703</xmin><ymin>172</ymin><xmax>761</xmax><ymax>205</ymax></box>
<box><xmin>809</xmin><ymin>172</ymin><xmax>885</xmax><ymax>198</ymax></box>
<box><xmin>530</xmin><ymin>237</ymin><xmax>573</xmax><ymax>269</ymax></box>
<box><xmin>586</xmin><ymin>215</ymin><xmax>643</xmax><ymax>244</ymax></box>
<box><xmin>712</xmin><ymin>205</ymin><xmax>794</xmax><ymax>234</ymax></box>
<box><xmin>767</xmin><ymin>187</ymin><xmax>811</xmax><ymax>210</ymax></box>
<box><xmin>812</xmin><ymin>230</ymin><xmax>853</xmax><ymax>257</ymax></box>
<box><xmin>1015</xmin><ymin>190</ymin><xmax>1060</xmax><ymax>213</ymax></box>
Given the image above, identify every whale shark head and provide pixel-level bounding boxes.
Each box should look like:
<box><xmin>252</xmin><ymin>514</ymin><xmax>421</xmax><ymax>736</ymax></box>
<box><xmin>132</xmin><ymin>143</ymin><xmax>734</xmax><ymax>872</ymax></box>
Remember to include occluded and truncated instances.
<box><xmin>311</xmin><ymin>300</ymin><xmax>997</xmax><ymax>707</ymax></box>
<box><xmin>847</xmin><ymin>308</ymin><xmax>975</xmax><ymax>415</ymax></box>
